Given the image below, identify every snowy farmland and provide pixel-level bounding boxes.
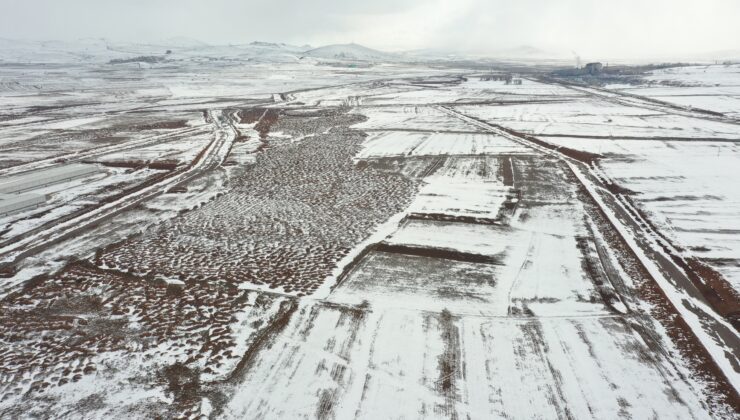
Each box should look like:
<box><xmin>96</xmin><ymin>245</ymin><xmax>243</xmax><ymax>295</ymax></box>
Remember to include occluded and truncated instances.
<box><xmin>0</xmin><ymin>41</ymin><xmax>738</xmax><ymax>419</ymax></box>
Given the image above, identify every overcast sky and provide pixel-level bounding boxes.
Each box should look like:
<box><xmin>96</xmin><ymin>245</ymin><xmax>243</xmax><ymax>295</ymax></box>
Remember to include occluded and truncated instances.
<box><xmin>1</xmin><ymin>0</ymin><xmax>738</xmax><ymax>59</ymax></box>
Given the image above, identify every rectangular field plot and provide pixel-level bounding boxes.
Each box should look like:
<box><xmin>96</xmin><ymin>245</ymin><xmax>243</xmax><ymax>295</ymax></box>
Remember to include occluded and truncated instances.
<box><xmin>433</xmin><ymin>155</ymin><xmax>502</xmax><ymax>181</ymax></box>
<box><xmin>352</xmin><ymin>106</ymin><xmax>485</xmax><ymax>132</ymax></box>
<box><xmin>334</xmin><ymin>219</ymin><xmax>610</xmax><ymax>318</ymax></box>
<box><xmin>457</xmin><ymin>99</ymin><xmax>740</xmax><ymax>139</ymax></box>
<box><xmin>330</xmin><ymin>251</ymin><xmax>502</xmax><ymax>314</ymax></box>
<box><xmin>511</xmin><ymin>155</ymin><xmax>577</xmax><ymax>203</ymax></box>
<box><xmin>408</xmin><ymin>178</ymin><xmax>514</xmax><ymax>220</ymax></box>
<box><xmin>381</xmin><ymin>217</ymin><xmax>610</xmax><ymax>317</ymax></box>
<box><xmin>223</xmin><ymin>303</ymin><xmax>368</xmax><ymax>419</ymax></box>
<box><xmin>96</xmin><ymin>132</ymin><xmax>211</xmax><ymax>165</ymax></box>
<box><xmin>502</xmin><ymin>222</ymin><xmax>608</xmax><ymax>316</ymax></box>
<box><xmin>634</xmin><ymin>63</ymin><xmax>740</xmax><ymax>118</ymax></box>
<box><xmin>385</xmin><ymin>219</ymin><xmax>510</xmax><ymax>256</ymax></box>
<box><xmin>223</xmin><ymin>305</ymin><xmax>711</xmax><ymax>420</ymax></box>
<box><xmin>458</xmin><ymin>316</ymin><xmax>709</xmax><ymax>419</ymax></box>
<box><xmin>628</xmin><ymin>87</ymin><xmax>740</xmax><ymax>118</ymax></box>
<box><xmin>357</xmin><ymin>131</ymin><xmax>530</xmax><ymax>159</ymax></box>
<box><xmin>543</xmin><ymin>137</ymin><xmax>740</xmax><ymax>291</ymax></box>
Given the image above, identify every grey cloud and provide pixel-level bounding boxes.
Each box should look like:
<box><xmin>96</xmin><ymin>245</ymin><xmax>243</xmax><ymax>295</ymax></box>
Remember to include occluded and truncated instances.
<box><xmin>0</xmin><ymin>0</ymin><xmax>738</xmax><ymax>59</ymax></box>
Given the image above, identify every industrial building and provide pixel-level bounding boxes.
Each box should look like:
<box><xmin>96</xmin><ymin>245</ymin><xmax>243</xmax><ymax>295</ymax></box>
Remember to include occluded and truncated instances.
<box><xmin>584</xmin><ymin>62</ymin><xmax>603</xmax><ymax>75</ymax></box>
<box><xmin>0</xmin><ymin>164</ymin><xmax>100</xmax><ymax>194</ymax></box>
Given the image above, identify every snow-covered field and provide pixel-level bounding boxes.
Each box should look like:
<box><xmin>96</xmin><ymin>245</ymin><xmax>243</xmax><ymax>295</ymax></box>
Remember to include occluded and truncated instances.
<box><xmin>619</xmin><ymin>64</ymin><xmax>740</xmax><ymax>118</ymax></box>
<box><xmin>0</xmin><ymin>43</ymin><xmax>737</xmax><ymax>419</ymax></box>
<box><xmin>545</xmin><ymin>137</ymin><xmax>740</xmax><ymax>290</ymax></box>
<box><xmin>357</xmin><ymin>131</ymin><xmax>530</xmax><ymax>158</ymax></box>
<box><xmin>457</xmin><ymin>99</ymin><xmax>740</xmax><ymax>139</ymax></box>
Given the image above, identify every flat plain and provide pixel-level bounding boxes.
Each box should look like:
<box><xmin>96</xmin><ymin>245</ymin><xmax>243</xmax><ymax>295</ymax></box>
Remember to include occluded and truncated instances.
<box><xmin>0</xmin><ymin>42</ymin><xmax>738</xmax><ymax>419</ymax></box>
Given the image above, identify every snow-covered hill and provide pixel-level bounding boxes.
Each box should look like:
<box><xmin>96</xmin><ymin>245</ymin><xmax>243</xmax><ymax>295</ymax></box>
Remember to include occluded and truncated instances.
<box><xmin>301</xmin><ymin>43</ymin><xmax>394</xmax><ymax>61</ymax></box>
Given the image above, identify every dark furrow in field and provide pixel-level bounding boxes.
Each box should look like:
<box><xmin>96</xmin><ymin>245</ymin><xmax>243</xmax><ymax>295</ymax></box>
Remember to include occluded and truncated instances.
<box><xmin>375</xmin><ymin>242</ymin><xmax>504</xmax><ymax>265</ymax></box>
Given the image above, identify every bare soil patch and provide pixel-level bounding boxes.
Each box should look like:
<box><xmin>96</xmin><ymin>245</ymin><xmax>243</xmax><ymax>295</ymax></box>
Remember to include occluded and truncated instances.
<box><xmin>98</xmin><ymin>110</ymin><xmax>418</xmax><ymax>295</ymax></box>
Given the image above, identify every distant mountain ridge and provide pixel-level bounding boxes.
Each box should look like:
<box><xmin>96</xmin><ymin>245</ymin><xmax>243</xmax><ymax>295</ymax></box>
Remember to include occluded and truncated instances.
<box><xmin>0</xmin><ymin>38</ymin><xmax>396</xmax><ymax>64</ymax></box>
<box><xmin>0</xmin><ymin>38</ymin><xmax>735</xmax><ymax>64</ymax></box>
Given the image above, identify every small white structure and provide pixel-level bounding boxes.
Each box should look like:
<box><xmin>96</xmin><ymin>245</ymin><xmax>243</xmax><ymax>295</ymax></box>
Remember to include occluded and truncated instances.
<box><xmin>0</xmin><ymin>193</ymin><xmax>47</xmax><ymax>217</ymax></box>
<box><xmin>0</xmin><ymin>164</ymin><xmax>100</xmax><ymax>194</ymax></box>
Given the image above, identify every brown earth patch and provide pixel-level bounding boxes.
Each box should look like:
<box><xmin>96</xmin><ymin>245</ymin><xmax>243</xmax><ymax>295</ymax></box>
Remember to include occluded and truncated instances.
<box><xmin>375</xmin><ymin>242</ymin><xmax>504</xmax><ymax>265</ymax></box>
